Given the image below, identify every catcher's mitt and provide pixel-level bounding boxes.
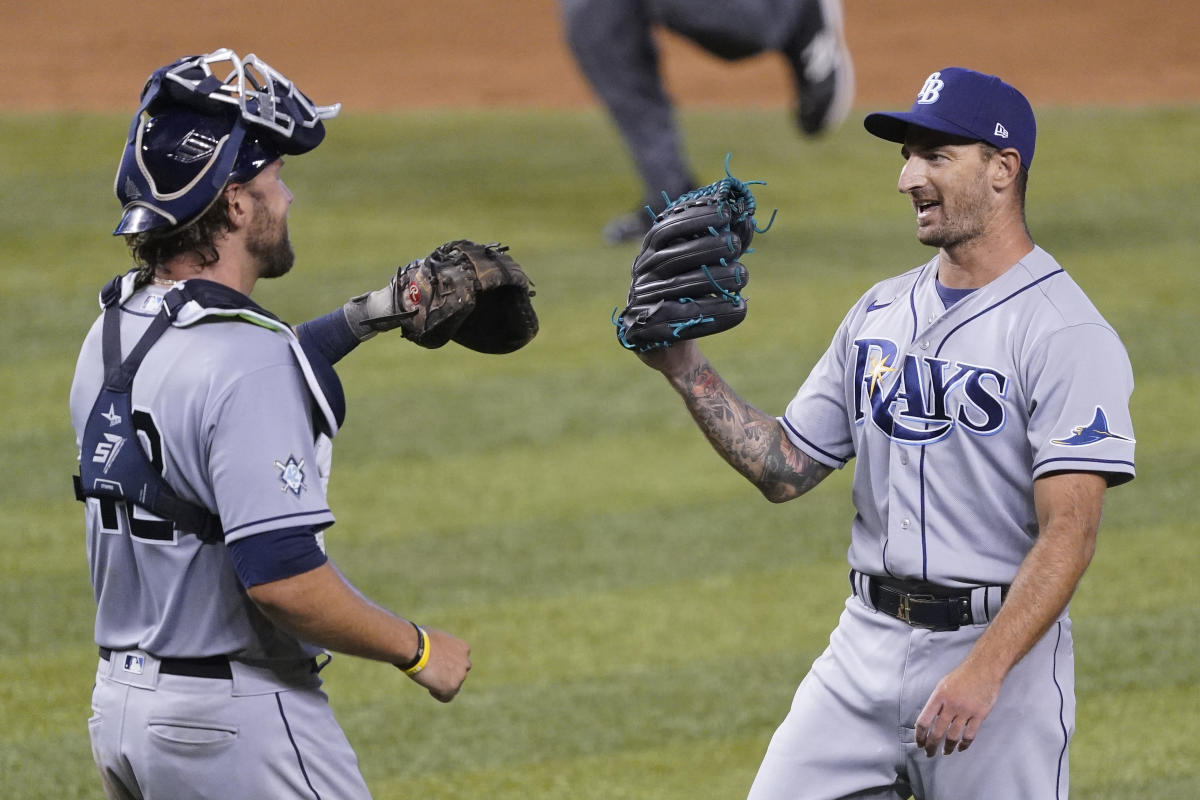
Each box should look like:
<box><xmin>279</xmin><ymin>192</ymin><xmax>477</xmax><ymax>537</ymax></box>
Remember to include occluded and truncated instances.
<box><xmin>614</xmin><ymin>165</ymin><xmax>771</xmax><ymax>352</ymax></box>
<box><xmin>438</xmin><ymin>240</ymin><xmax>538</xmax><ymax>354</ymax></box>
<box><xmin>344</xmin><ymin>240</ymin><xmax>537</xmax><ymax>352</ymax></box>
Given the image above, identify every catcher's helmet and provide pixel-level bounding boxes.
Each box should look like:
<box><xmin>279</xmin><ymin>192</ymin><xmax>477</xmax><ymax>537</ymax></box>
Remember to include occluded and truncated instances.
<box><xmin>113</xmin><ymin>48</ymin><xmax>340</xmax><ymax>235</ymax></box>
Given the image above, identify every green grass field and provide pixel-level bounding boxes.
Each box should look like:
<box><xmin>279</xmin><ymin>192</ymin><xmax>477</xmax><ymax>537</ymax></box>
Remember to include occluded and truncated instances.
<box><xmin>2</xmin><ymin>106</ymin><xmax>1197</xmax><ymax>797</ymax></box>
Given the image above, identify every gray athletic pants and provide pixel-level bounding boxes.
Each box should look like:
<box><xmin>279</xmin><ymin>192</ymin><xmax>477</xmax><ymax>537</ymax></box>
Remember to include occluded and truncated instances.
<box><xmin>89</xmin><ymin>650</ymin><xmax>371</xmax><ymax>799</ymax></box>
<box><xmin>747</xmin><ymin>595</ymin><xmax>1075</xmax><ymax>799</ymax></box>
<box><xmin>559</xmin><ymin>0</ymin><xmax>804</xmax><ymax>207</ymax></box>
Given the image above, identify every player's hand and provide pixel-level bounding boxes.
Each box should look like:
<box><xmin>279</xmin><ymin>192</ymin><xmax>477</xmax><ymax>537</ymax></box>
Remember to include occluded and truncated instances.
<box><xmin>409</xmin><ymin>627</ymin><xmax>471</xmax><ymax>703</ymax></box>
<box><xmin>914</xmin><ymin>659</ymin><xmax>1004</xmax><ymax>757</ymax></box>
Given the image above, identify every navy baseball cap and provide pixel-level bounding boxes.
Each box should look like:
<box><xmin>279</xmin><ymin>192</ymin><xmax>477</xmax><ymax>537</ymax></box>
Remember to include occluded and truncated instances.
<box><xmin>864</xmin><ymin>67</ymin><xmax>1036</xmax><ymax>170</ymax></box>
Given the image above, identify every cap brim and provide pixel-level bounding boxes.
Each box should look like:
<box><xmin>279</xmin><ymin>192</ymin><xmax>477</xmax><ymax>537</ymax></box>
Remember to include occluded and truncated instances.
<box><xmin>863</xmin><ymin>111</ymin><xmax>984</xmax><ymax>145</ymax></box>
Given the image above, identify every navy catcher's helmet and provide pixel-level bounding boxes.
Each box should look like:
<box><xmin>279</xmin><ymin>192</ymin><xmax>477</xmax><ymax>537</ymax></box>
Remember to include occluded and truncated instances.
<box><xmin>113</xmin><ymin>48</ymin><xmax>340</xmax><ymax>235</ymax></box>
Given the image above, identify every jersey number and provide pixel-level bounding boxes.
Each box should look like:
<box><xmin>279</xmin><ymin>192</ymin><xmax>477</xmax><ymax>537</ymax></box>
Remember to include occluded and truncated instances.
<box><xmin>97</xmin><ymin>411</ymin><xmax>175</xmax><ymax>542</ymax></box>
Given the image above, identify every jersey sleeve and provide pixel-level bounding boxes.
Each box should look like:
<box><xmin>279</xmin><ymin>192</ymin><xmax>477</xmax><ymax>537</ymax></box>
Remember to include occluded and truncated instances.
<box><xmin>779</xmin><ymin>318</ymin><xmax>855</xmax><ymax>469</ymax></box>
<box><xmin>206</xmin><ymin>362</ymin><xmax>336</xmax><ymax>543</ymax></box>
<box><xmin>1026</xmin><ymin>323</ymin><xmax>1135</xmax><ymax>486</ymax></box>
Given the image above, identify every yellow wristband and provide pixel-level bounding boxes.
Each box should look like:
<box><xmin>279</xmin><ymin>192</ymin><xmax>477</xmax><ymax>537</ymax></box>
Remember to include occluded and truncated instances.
<box><xmin>403</xmin><ymin>626</ymin><xmax>431</xmax><ymax>675</ymax></box>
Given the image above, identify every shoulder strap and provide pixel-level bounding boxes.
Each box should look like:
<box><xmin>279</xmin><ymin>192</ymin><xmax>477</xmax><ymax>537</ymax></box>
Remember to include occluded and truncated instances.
<box><xmin>101</xmin><ymin>287</ymin><xmax>185</xmax><ymax>390</ymax></box>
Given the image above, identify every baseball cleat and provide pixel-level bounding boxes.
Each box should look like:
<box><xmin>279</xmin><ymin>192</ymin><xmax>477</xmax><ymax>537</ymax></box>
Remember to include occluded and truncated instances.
<box><xmin>786</xmin><ymin>0</ymin><xmax>855</xmax><ymax>137</ymax></box>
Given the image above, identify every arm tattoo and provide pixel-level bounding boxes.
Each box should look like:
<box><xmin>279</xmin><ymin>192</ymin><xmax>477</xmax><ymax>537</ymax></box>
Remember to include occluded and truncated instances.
<box><xmin>680</xmin><ymin>362</ymin><xmax>831</xmax><ymax>501</ymax></box>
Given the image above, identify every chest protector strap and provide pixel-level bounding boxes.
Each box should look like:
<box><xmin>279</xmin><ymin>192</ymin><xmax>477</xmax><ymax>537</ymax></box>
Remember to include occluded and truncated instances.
<box><xmin>74</xmin><ymin>278</ymin><xmax>223</xmax><ymax>543</ymax></box>
<box><xmin>75</xmin><ymin>274</ymin><xmax>346</xmax><ymax>543</ymax></box>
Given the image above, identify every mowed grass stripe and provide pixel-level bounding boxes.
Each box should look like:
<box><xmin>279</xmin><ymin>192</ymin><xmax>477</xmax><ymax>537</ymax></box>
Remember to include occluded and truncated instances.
<box><xmin>366</xmin><ymin>737</ymin><xmax>768</xmax><ymax>800</ymax></box>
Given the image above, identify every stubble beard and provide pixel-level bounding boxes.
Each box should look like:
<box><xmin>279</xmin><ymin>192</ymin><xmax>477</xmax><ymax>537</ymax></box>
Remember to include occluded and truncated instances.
<box><xmin>917</xmin><ymin>166</ymin><xmax>993</xmax><ymax>250</ymax></box>
<box><xmin>247</xmin><ymin>205</ymin><xmax>295</xmax><ymax>280</ymax></box>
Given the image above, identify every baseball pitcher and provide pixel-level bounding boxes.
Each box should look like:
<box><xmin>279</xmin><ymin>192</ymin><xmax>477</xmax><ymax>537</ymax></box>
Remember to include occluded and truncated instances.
<box><xmin>619</xmin><ymin>67</ymin><xmax>1134</xmax><ymax>799</ymax></box>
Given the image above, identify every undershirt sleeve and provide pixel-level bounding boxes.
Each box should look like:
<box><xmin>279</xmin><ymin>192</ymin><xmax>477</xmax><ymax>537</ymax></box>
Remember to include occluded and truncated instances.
<box><xmin>228</xmin><ymin>526</ymin><xmax>329</xmax><ymax>588</ymax></box>
<box><xmin>296</xmin><ymin>308</ymin><xmax>360</xmax><ymax>366</ymax></box>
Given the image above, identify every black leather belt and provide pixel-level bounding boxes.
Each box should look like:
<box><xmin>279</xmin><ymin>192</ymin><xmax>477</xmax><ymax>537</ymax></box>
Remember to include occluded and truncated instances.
<box><xmin>99</xmin><ymin>646</ymin><xmax>232</xmax><ymax>679</ymax></box>
<box><xmin>852</xmin><ymin>571</ymin><xmax>1008</xmax><ymax>631</ymax></box>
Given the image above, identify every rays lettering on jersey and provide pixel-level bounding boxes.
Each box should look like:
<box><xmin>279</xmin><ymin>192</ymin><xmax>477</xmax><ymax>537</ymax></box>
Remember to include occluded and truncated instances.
<box><xmin>852</xmin><ymin>338</ymin><xmax>1009</xmax><ymax>443</ymax></box>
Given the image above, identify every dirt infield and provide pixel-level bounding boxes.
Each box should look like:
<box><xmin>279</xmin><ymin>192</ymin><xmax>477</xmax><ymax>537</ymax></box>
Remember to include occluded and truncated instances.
<box><xmin>3</xmin><ymin>0</ymin><xmax>1196</xmax><ymax>112</ymax></box>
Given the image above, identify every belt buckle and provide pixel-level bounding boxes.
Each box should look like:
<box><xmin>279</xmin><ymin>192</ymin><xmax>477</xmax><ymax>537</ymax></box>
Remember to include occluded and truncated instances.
<box><xmin>896</xmin><ymin>592</ymin><xmax>934</xmax><ymax>626</ymax></box>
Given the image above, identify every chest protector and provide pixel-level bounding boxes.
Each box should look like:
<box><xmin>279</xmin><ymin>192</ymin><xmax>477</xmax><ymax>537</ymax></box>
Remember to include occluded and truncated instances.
<box><xmin>73</xmin><ymin>273</ymin><xmax>345</xmax><ymax>543</ymax></box>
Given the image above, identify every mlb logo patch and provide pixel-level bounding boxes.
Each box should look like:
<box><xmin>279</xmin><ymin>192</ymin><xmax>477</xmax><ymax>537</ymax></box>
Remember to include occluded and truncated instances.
<box><xmin>123</xmin><ymin>654</ymin><xmax>145</xmax><ymax>675</ymax></box>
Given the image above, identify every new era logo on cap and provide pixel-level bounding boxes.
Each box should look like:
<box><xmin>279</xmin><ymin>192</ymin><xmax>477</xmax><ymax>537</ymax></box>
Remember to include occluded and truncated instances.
<box><xmin>863</xmin><ymin>67</ymin><xmax>1037</xmax><ymax>170</ymax></box>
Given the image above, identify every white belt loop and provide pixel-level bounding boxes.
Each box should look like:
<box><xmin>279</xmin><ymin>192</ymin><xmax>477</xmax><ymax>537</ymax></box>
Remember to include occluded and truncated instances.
<box><xmin>229</xmin><ymin>657</ymin><xmax>323</xmax><ymax>697</ymax></box>
<box><xmin>968</xmin><ymin>585</ymin><xmax>1006</xmax><ymax>626</ymax></box>
<box><xmin>100</xmin><ymin>649</ymin><xmax>163</xmax><ymax>689</ymax></box>
<box><xmin>849</xmin><ymin>569</ymin><xmax>878</xmax><ymax>612</ymax></box>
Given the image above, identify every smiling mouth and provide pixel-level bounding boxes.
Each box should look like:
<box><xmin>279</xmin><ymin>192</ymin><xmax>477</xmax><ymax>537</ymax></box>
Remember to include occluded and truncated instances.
<box><xmin>914</xmin><ymin>199</ymin><xmax>941</xmax><ymax>220</ymax></box>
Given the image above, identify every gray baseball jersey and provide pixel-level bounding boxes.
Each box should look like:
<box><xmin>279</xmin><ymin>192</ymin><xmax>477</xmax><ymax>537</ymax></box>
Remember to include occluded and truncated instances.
<box><xmin>748</xmin><ymin>246</ymin><xmax>1134</xmax><ymax>799</ymax></box>
<box><xmin>781</xmin><ymin>245</ymin><xmax>1135</xmax><ymax>586</ymax></box>
<box><xmin>69</xmin><ymin>274</ymin><xmax>339</xmax><ymax>661</ymax></box>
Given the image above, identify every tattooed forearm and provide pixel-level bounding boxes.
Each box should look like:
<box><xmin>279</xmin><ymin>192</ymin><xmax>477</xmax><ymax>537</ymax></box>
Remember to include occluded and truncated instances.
<box><xmin>678</xmin><ymin>361</ymin><xmax>831</xmax><ymax>502</ymax></box>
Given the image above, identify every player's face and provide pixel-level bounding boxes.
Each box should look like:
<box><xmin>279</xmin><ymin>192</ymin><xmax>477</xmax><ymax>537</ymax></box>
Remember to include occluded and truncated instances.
<box><xmin>242</xmin><ymin>160</ymin><xmax>295</xmax><ymax>280</ymax></box>
<box><xmin>897</xmin><ymin>131</ymin><xmax>996</xmax><ymax>250</ymax></box>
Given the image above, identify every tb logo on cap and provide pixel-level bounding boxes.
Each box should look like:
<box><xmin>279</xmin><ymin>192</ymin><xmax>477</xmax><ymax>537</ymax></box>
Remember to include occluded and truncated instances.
<box><xmin>916</xmin><ymin>72</ymin><xmax>945</xmax><ymax>104</ymax></box>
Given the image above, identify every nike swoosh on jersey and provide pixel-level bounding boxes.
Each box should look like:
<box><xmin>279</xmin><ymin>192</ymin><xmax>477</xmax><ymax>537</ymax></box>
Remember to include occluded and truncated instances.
<box><xmin>866</xmin><ymin>299</ymin><xmax>893</xmax><ymax>312</ymax></box>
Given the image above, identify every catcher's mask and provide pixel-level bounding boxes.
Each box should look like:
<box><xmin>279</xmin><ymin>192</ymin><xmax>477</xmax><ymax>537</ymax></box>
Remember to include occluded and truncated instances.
<box><xmin>113</xmin><ymin>48</ymin><xmax>340</xmax><ymax>235</ymax></box>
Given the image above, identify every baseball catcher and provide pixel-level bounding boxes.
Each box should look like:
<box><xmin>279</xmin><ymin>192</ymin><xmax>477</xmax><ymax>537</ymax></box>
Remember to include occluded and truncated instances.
<box><xmin>614</xmin><ymin>163</ymin><xmax>772</xmax><ymax>352</ymax></box>
<box><xmin>77</xmin><ymin>47</ymin><xmax>484</xmax><ymax>800</ymax></box>
<box><xmin>344</xmin><ymin>239</ymin><xmax>538</xmax><ymax>353</ymax></box>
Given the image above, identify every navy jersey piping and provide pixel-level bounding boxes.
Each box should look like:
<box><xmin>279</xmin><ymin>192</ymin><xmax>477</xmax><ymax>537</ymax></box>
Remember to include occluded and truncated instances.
<box><xmin>1052</xmin><ymin>621</ymin><xmax>1069</xmax><ymax>798</ymax></box>
<box><xmin>1035</xmin><ymin>456</ymin><xmax>1135</xmax><ymax>470</ymax></box>
<box><xmin>919</xmin><ymin>447</ymin><xmax>929</xmax><ymax>580</ymax></box>
<box><xmin>276</xmin><ymin>693</ymin><xmax>323</xmax><ymax>799</ymax></box>
<box><xmin>780</xmin><ymin>417</ymin><xmax>850</xmax><ymax>467</ymax></box>
<box><xmin>907</xmin><ymin>274</ymin><xmax>920</xmax><ymax>345</ymax></box>
<box><xmin>934</xmin><ymin>268</ymin><xmax>1066</xmax><ymax>358</ymax></box>
<box><xmin>224</xmin><ymin>509</ymin><xmax>335</xmax><ymax>537</ymax></box>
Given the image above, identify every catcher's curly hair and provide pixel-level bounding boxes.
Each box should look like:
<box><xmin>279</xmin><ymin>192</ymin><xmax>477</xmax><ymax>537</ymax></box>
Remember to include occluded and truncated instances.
<box><xmin>125</xmin><ymin>194</ymin><xmax>234</xmax><ymax>287</ymax></box>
